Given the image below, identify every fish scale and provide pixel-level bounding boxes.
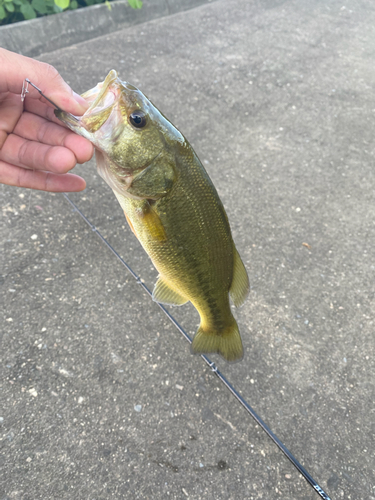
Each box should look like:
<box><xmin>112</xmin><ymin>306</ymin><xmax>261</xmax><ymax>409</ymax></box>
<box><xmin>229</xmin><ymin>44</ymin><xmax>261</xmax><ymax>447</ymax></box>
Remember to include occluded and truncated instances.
<box><xmin>56</xmin><ymin>70</ymin><xmax>249</xmax><ymax>362</ymax></box>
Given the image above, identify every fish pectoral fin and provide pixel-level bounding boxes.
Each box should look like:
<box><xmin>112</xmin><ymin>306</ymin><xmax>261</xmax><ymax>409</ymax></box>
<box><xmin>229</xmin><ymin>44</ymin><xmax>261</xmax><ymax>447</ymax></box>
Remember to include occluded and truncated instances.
<box><xmin>152</xmin><ymin>277</ymin><xmax>188</xmax><ymax>306</ymax></box>
<box><xmin>127</xmin><ymin>150</ymin><xmax>175</xmax><ymax>199</ymax></box>
<box><xmin>139</xmin><ymin>201</ymin><xmax>167</xmax><ymax>242</ymax></box>
<box><xmin>229</xmin><ymin>248</ymin><xmax>250</xmax><ymax>307</ymax></box>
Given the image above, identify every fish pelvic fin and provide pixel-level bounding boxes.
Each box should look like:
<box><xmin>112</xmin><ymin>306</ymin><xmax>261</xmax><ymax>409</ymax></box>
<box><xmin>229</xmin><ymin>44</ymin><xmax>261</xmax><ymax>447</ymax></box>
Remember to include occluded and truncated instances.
<box><xmin>191</xmin><ymin>320</ymin><xmax>244</xmax><ymax>362</ymax></box>
<box><xmin>123</xmin><ymin>210</ymin><xmax>138</xmax><ymax>239</ymax></box>
<box><xmin>229</xmin><ymin>247</ymin><xmax>250</xmax><ymax>308</ymax></box>
<box><xmin>152</xmin><ymin>277</ymin><xmax>188</xmax><ymax>306</ymax></box>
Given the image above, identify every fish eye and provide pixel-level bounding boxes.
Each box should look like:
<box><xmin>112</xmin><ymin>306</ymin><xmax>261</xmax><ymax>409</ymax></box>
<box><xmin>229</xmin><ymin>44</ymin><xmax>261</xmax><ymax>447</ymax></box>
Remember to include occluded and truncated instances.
<box><xmin>129</xmin><ymin>110</ymin><xmax>147</xmax><ymax>129</ymax></box>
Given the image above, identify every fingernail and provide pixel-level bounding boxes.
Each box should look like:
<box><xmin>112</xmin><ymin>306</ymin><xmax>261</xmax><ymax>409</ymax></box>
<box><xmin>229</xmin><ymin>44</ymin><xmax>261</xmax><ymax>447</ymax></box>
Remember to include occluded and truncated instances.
<box><xmin>73</xmin><ymin>91</ymin><xmax>89</xmax><ymax>111</ymax></box>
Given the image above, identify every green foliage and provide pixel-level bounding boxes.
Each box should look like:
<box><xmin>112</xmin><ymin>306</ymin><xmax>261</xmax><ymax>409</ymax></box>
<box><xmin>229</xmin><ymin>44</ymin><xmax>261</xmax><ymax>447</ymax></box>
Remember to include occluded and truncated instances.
<box><xmin>127</xmin><ymin>0</ymin><xmax>142</xmax><ymax>8</ymax></box>
<box><xmin>54</xmin><ymin>0</ymin><xmax>69</xmax><ymax>8</ymax></box>
<box><xmin>0</xmin><ymin>0</ymin><xmax>142</xmax><ymax>26</ymax></box>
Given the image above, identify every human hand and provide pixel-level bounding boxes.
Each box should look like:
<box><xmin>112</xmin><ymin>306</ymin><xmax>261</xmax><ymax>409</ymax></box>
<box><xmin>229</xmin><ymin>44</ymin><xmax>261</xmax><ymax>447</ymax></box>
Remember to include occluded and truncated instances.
<box><xmin>0</xmin><ymin>48</ymin><xmax>94</xmax><ymax>192</ymax></box>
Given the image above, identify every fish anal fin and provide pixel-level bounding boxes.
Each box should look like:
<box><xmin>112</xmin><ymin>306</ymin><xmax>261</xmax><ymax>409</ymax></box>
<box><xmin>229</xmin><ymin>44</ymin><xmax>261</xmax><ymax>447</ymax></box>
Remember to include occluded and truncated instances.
<box><xmin>152</xmin><ymin>277</ymin><xmax>188</xmax><ymax>306</ymax></box>
<box><xmin>229</xmin><ymin>248</ymin><xmax>250</xmax><ymax>308</ymax></box>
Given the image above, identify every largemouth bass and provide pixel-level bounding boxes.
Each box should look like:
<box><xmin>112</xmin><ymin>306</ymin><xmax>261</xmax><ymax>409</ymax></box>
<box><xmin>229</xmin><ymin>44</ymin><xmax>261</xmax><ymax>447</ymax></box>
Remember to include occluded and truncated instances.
<box><xmin>56</xmin><ymin>70</ymin><xmax>249</xmax><ymax>362</ymax></box>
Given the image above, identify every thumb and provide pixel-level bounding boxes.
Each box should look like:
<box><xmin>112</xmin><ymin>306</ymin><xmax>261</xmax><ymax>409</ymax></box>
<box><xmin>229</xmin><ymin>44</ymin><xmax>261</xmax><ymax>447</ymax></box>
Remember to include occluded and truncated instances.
<box><xmin>0</xmin><ymin>48</ymin><xmax>88</xmax><ymax>115</ymax></box>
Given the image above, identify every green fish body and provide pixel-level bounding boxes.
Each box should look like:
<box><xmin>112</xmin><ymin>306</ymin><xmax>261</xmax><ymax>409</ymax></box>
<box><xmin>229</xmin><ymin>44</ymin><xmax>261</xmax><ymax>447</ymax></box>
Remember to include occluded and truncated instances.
<box><xmin>56</xmin><ymin>70</ymin><xmax>249</xmax><ymax>362</ymax></box>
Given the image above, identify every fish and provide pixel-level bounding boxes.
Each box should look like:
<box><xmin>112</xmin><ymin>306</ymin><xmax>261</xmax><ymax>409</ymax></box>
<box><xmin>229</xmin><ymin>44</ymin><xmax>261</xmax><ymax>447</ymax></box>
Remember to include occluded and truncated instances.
<box><xmin>56</xmin><ymin>70</ymin><xmax>249</xmax><ymax>362</ymax></box>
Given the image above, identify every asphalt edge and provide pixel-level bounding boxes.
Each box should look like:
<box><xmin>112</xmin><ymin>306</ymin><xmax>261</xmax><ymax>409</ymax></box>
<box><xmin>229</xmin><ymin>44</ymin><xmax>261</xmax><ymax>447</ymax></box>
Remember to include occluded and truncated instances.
<box><xmin>0</xmin><ymin>0</ymin><xmax>216</xmax><ymax>58</ymax></box>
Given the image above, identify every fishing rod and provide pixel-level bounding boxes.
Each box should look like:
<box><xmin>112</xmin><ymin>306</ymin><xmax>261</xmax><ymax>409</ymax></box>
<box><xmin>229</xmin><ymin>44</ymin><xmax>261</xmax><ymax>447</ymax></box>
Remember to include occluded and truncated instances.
<box><xmin>20</xmin><ymin>60</ymin><xmax>331</xmax><ymax>500</ymax></box>
<box><xmin>63</xmin><ymin>193</ymin><xmax>332</xmax><ymax>500</ymax></box>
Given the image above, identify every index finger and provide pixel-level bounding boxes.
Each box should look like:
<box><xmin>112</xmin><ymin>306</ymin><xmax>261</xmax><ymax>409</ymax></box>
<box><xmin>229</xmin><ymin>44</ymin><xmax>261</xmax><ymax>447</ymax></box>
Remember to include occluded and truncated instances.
<box><xmin>0</xmin><ymin>48</ymin><xmax>88</xmax><ymax>116</ymax></box>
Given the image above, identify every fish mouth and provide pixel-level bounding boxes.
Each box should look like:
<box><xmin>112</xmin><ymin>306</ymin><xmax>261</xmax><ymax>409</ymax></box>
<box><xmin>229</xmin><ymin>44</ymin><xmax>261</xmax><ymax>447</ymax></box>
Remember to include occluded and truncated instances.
<box><xmin>81</xmin><ymin>70</ymin><xmax>118</xmax><ymax>112</ymax></box>
<box><xmin>55</xmin><ymin>70</ymin><xmax>122</xmax><ymax>139</ymax></box>
<box><xmin>55</xmin><ymin>109</ymin><xmax>81</xmax><ymax>128</ymax></box>
<box><xmin>56</xmin><ymin>71</ymin><xmax>143</xmax><ymax>138</ymax></box>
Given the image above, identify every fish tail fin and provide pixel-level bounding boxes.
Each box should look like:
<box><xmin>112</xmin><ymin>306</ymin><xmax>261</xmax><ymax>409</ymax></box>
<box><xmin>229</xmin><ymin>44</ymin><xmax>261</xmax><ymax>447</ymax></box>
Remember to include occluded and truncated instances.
<box><xmin>191</xmin><ymin>319</ymin><xmax>244</xmax><ymax>362</ymax></box>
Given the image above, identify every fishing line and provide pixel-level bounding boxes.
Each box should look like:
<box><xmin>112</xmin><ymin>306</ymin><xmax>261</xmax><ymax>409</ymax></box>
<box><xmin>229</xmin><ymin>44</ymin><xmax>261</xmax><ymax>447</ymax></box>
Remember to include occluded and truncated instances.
<box><xmin>62</xmin><ymin>193</ymin><xmax>331</xmax><ymax>500</ymax></box>
<box><xmin>20</xmin><ymin>77</ymin><xmax>331</xmax><ymax>499</ymax></box>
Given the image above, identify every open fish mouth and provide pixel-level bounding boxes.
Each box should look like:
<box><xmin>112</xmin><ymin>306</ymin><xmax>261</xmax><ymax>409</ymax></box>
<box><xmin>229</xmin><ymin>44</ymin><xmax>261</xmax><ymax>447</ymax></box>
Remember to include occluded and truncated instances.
<box><xmin>55</xmin><ymin>71</ymin><xmax>126</xmax><ymax>143</ymax></box>
<box><xmin>55</xmin><ymin>70</ymin><xmax>119</xmax><ymax>130</ymax></box>
<box><xmin>81</xmin><ymin>69</ymin><xmax>118</xmax><ymax>108</ymax></box>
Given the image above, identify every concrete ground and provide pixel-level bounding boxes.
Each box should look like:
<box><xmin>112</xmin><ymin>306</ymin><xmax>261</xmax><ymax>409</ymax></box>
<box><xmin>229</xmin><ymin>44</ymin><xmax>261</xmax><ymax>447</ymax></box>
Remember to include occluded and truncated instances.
<box><xmin>1</xmin><ymin>0</ymin><xmax>375</xmax><ymax>499</ymax></box>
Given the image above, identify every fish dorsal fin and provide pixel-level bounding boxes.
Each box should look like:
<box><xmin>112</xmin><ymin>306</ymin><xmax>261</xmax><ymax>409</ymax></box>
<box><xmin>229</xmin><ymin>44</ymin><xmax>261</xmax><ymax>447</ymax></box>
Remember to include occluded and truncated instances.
<box><xmin>152</xmin><ymin>277</ymin><xmax>188</xmax><ymax>306</ymax></box>
<box><xmin>229</xmin><ymin>248</ymin><xmax>250</xmax><ymax>307</ymax></box>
